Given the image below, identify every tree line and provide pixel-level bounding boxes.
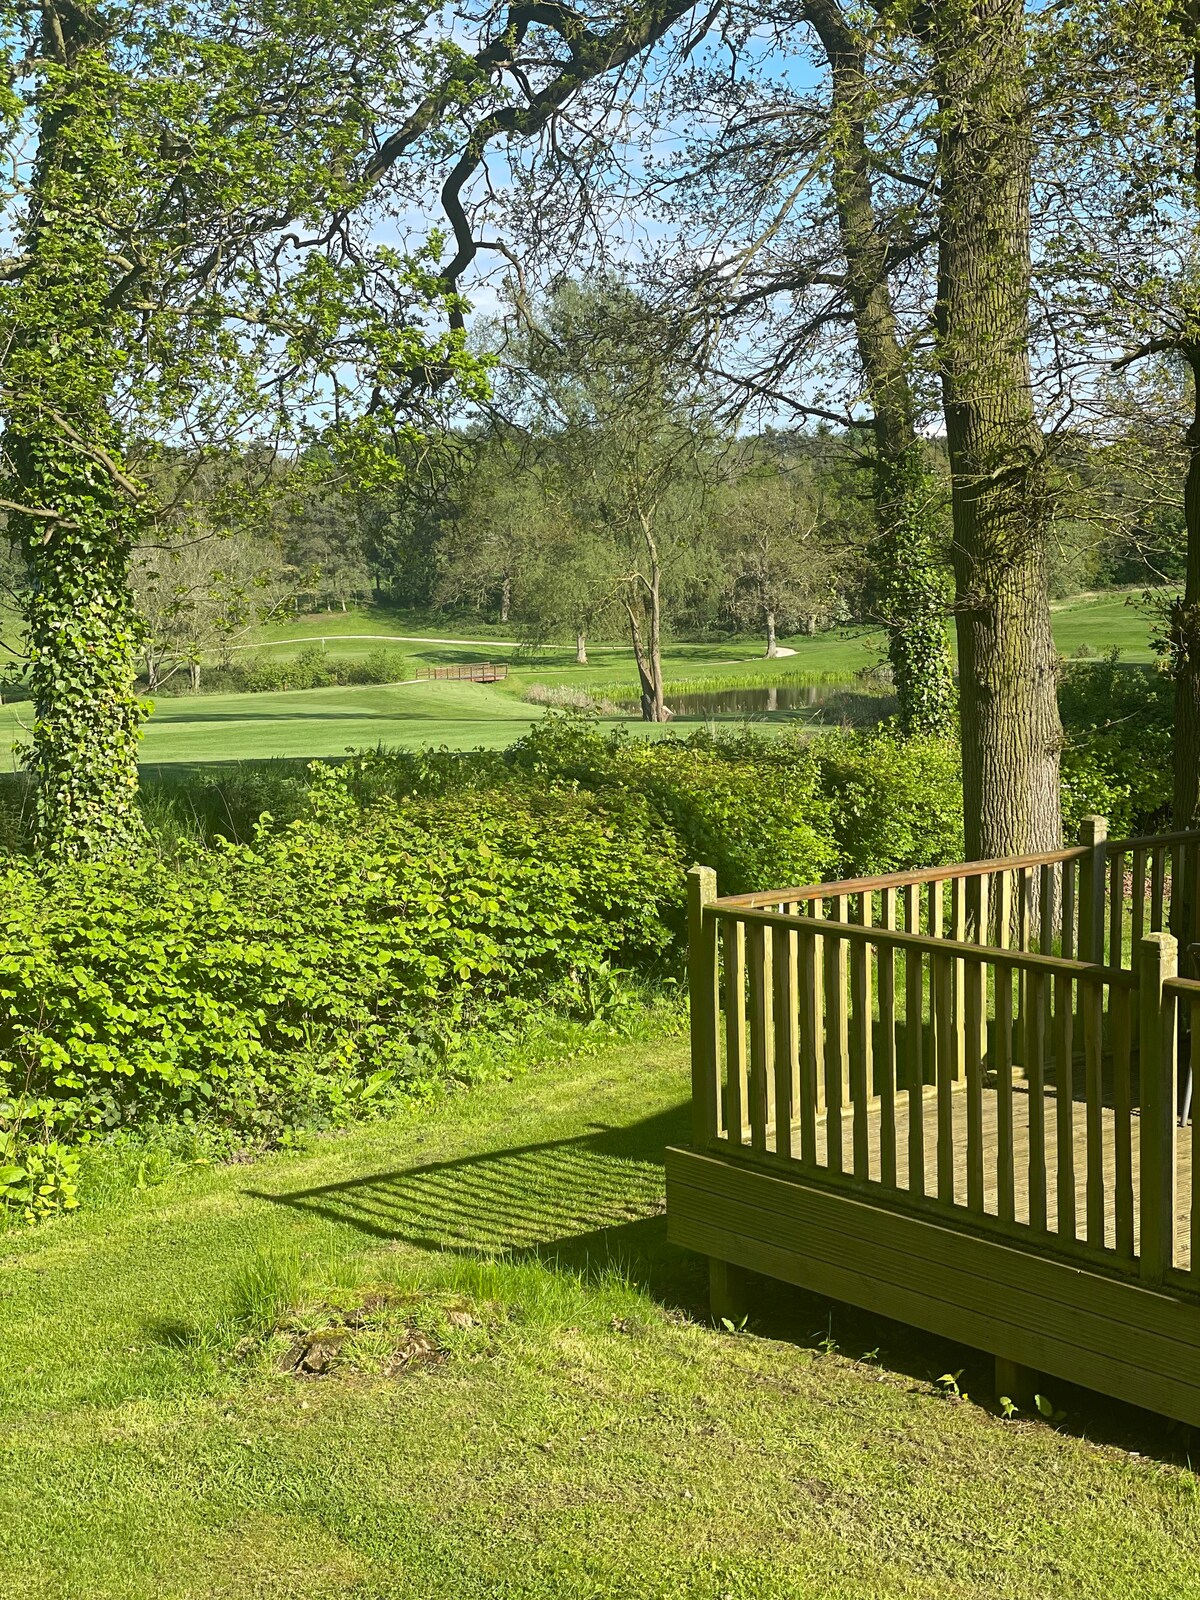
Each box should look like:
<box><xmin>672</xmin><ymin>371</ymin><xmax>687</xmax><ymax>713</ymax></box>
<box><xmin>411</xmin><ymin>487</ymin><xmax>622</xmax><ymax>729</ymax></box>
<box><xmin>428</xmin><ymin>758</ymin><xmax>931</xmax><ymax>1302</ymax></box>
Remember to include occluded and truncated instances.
<box><xmin>0</xmin><ymin>0</ymin><xmax>1194</xmax><ymax>864</ymax></box>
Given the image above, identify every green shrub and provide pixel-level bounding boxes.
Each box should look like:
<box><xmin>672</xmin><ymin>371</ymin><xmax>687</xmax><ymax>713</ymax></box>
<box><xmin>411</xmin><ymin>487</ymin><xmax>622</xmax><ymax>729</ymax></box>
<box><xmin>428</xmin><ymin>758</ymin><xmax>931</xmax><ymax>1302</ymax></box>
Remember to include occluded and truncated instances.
<box><xmin>0</xmin><ymin>784</ymin><xmax>683</xmax><ymax>1158</ymax></box>
<box><xmin>813</xmin><ymin>731</ymin><xmax>964</xmax><ymax>875</ymax></box>
<box><xmin>1058</xmin><ymin>657</ymin><xmax>1172</xmax><ymax>837</ymax></box>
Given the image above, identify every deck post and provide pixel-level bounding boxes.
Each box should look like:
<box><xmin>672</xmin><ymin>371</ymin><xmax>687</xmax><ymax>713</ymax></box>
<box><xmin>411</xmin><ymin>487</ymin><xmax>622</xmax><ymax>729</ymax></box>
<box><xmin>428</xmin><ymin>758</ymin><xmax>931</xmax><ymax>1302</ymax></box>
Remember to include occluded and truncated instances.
<box><xmin>1139</xmin><ymin>932</ymin><xmax>1178</xmax><ymax>1283</ymax></box>
<box><xmin>709</xmin><ymin>1257</ymin><xmax>752</xmax><ymax>1325</ymax></box>
<box><xmin>1077</xmin><ymin>815</ymin><xmax>1108</xmax><ymax>964</ymax></box>
<box><xmin>994</xmin><ymin>1355</ymin><xmax>1037</xmax><ymax>1413</ymax></box>
<box><xmin>688</xmin><ymin>865</ymin><xmax>721</xmax><ymax>1147</ymax></box>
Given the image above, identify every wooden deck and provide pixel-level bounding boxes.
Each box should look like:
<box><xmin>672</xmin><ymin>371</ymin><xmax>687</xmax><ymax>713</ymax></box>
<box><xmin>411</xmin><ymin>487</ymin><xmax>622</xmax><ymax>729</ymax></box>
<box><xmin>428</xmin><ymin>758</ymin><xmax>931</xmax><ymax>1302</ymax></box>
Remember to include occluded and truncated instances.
<box><xmin>763</xmin><ymin>1080</ymin><xmax>1194</xmax><ymax>1267</ymax></box>
<box><xmin>667</xmin><ymin>834</ymin><xmax>1200</xmax><ymax>1426</ymax></box>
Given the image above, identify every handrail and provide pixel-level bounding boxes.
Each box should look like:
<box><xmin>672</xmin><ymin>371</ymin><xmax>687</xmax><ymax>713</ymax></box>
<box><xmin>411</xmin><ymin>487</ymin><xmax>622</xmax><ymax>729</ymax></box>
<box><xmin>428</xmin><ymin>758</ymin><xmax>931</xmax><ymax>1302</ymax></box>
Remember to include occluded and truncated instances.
<box><xmin>710</xmin><ymin>903</ymin><xmax>1139</xmax><ymax>985</ymax></box>
<box><xmin>712</xmin><ymin>845</ymin><xmax>1093</xmax><ymax>912</ymax></box>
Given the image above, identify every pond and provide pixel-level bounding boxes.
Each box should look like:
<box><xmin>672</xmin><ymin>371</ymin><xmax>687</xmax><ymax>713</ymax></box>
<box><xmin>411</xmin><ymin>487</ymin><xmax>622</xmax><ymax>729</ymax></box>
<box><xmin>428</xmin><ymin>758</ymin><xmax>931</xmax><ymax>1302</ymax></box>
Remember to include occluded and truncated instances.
<box><xmin>625</xmin><ymin>681</ymin><xmax>892</xmax><ymax>720</ymax></box>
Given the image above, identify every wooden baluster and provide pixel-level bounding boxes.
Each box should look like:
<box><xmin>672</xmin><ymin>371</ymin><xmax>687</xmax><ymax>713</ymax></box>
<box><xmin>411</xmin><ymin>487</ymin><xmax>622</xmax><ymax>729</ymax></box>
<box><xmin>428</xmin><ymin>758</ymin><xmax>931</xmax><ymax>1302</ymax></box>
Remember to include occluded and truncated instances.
<box><xmin>928</xmin><ymin>877</ymin><xmax>944</xmax><ymax>940</ymax></box>
<box><xmin>1151</xmin><ymin>848</ymin><xmax>1166</xmax><ymax>933</ymax></box>
<box><xmin>904</xmin><ymin>881</ymin><xmax>924</xmax><ymax>1197</ymax></box>
<box><xmin>797</xmin><ymin>923</ymin><xmax>821</xmax><ymax>1166</ymax></box>
<box><xmin>824</xmin><ymin>894</ymin><xmax>848</xmax><ymax>1175</ymax></box>
<box><xmin>687</xmin><ymin>866</ymin><xmax>721</xmax><ymax>1146</ymax></box>
<box><xmin>1016</xmin><ymin>867</ymin><xmax>1032</xmax><ymax>1067</ymax></box>
<box><xmin>878</xmin><ymin>887</ymin><xmax>897</xmax><ymax>1188</ymax></box>
<box><xmin>723</xmin><ymin>919</ymin><xmax>748</xmax><ymax>1144</ymax></box>
<box><xmin>951</xmin><ymin>878</ymin><xmax>966</xmax><ymax>1082</ymax></box>
<box><xmin>1131</xmin><ymin>846</ymin><xmax>1147</xmax><ymax>951</ymax></box>
<box><xmin>1192</xmin><ymin>995</ymin><xmax>1200</xmax><ymax>1279</ymax></box>
<box><xmin>849</xmin><ymin>898</ymin><xmax>872</xmax><ymax>1181</ymax></box>
<box><xmin>934</xmin><ymin>949</ymin><xmax>956</xmax><ymax>1204</ymax></box>
<box><xmin>996</xmin><ymin>953</ymin><xmax>1016</xmax><ymax>1226</ymax></box>
<box><xmin>1078</xmin><ymin>815</ymin><xmax>1108</xmax><ymax>964</ymax></box>
<box><xmin>1053</xmin><ymin>970</ymin><xmax>1075</xmax><ymax>1242</ymax></box>
<box><xmin>746</xmin><ymin>922</ymin><xmax>773</xmax><ymax>1153</ymax></box>
<box><xmin>772</xmin><ymin>918</ymin><xmax>798</xmax><ymax>1161</ymax></box>
<box><xmin>1026</xmin><ymin>966</ymin><xmax>1048</xmax><ymax>1232</ymax></box>
<box><xmin>1111</xmin><ymin>983</ymin><xmax>1134</xmax><ymax>1259</ymax></box>
<box><xmin>1109</xmin><ymin>850</ymin><xmax>1125</xmax><ymax>973</ymax></box>
<box><xmin>965</xmin><ymin>949</ymin><xmax>985</xmax><ymax>1213</ymax></box>
<box><xmin>1139</xmin><ymin>933</ymin><xmax>1178</xmax><ymax>1283</ymax></box>
<box><xmin>1083</xmin><ymin>975</ymin><xmax>1106</xmax><ymax>1249</ymax></box>
<box><xmin>1039</xmin><ymin>862</ymin><xmax>1054</xmax><ymax>957</ymax></box>
<box><xmin>1062</xmin><ymin>856</ymin><xmax>1077</xmax><ymax>960</ymax></box>
<box><xmin>1018</xmin><ymin>867</ymin><xmax>1032</xmax><ymax>952</ymax></box>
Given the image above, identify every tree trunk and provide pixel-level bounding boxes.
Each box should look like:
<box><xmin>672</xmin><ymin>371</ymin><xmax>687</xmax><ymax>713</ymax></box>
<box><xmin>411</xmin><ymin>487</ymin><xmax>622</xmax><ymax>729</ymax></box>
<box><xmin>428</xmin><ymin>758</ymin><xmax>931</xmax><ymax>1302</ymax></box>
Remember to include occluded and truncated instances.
<box><xmin>934</xmin><ymin>0</ymin><xmax>1062</xmax><ymax>860</ymax></box>
<box><xmin>7</xmin><ymin>6</ymin><xmax>145</xmax><ymax>859</ymax></box>
<box><xmin>145</xmin><ymin>652</ymin><xmax>160</xmax><ymax>692</ymax></box>
<box><xmin>189</xmin><ymin>659</ymin><xmax>201</xmax><ymax>693</ymax></box>
<box><xmin>627</xmin><ymin>589</ymin><xmax>670</xmax><ymax>723</ymax></box>
<box><xmin>499</xmin><ymin>575</ymin><xmax>511</xmax><ymax>624</ymax></box>
<box><xmin>765</xmin><ymin>609</ymin><xmax>778</xmax><ymax>658</ymax></box>
<box><xmin>575</xmin><ymin>629</ymin><xmax>588</xmax><ymax>665</ymax></box>
<box><xmin>804</xmin><ymin>0</ymin><xmax>955</xmax><ymax>738</ymax></box>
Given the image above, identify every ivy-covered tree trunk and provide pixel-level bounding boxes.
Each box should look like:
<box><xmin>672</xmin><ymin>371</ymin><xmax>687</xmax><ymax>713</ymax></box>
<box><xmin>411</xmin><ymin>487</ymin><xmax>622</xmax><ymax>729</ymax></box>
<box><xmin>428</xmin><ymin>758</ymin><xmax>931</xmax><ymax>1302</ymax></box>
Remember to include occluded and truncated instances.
<box><xmin>1169</xmin><ymin>354</ymin><xmax>1200</xmax><ymax>831</ymax></box>
<box><xmin>805</xmin><ymin>0</ymin><xmax>955</xmax><ymax>739</ymax></box>
<box><xmin>934</xmin><ymin>0</ymin><xmax>1063</xmax><ymax>860</ymax></box>
<box><xmin>5</xmin><ymin>5</ymin><xmax>146</xmax><ymax>860</ymax></box>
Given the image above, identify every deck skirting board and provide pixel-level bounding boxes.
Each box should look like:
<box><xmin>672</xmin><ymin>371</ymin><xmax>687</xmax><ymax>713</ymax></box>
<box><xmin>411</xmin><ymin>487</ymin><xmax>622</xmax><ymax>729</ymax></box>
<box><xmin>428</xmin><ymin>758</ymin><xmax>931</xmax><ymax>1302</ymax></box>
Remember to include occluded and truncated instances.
<box><xmin>666</xmin><ymin>1145</ymin><xmax>1200</xmax><ymax>1426</ymax></box>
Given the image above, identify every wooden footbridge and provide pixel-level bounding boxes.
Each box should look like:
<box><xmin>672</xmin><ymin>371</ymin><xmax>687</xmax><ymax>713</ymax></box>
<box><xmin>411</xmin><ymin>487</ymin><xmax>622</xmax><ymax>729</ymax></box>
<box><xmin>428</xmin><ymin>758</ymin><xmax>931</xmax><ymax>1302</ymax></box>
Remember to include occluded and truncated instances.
<box><xmin>667</xmin><ymin>820</ymin><xmax>1200</xmax><ymax>1422</ymax></box>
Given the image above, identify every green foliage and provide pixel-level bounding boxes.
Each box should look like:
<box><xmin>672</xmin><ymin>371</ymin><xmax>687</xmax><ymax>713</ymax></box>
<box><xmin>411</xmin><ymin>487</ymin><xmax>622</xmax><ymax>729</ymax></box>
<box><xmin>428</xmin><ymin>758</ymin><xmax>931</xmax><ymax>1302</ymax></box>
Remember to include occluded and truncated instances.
<box><xmin>162</xmin><ymin>646</ymin><xmax>408</xmax><ymax>697</ymax></box>
<box><xmin>0</xmin><ymin>1139</ymin><xmax>80</xmax><ymax>1224</ymax></box>
<box><xmin>1058</xmin><ymin>656</ymin><xmax>1172</xmax><ymax>836</ymax></box>
<box><xmin>0</xmin><ymin>782</ymin><xmax>684</xmax><ymax>1168</ymax></box>
<box><xmin>874</xmin><ymin>446</ymin><xmax>956</xmax><ymax>739</ymax></box>
<box><xmin>813</xmin><ymin>731</ymin><xmax>965</xmax><ymax>875</ymax></box>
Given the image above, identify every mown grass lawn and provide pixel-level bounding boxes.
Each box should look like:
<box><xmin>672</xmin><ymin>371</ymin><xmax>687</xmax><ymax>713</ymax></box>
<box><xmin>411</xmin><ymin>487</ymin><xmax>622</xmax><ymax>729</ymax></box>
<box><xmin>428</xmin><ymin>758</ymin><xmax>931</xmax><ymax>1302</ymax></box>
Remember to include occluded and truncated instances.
<box><xmin>4</xmin><ymin>1034</ymin><xmax>1200</xmax><ymax>1599</ymax></box>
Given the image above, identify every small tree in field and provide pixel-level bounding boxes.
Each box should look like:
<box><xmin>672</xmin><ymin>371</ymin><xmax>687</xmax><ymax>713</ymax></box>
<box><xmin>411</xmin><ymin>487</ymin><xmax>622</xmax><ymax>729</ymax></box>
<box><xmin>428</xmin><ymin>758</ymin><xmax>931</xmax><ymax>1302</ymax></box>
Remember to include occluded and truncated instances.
<box><xmin>522</xmin><ymin>281</ymin><xmax>718</xmax><ymax>721</ymax></box>
<box><xmin>718</xmin><ymin>470</ymin><xmax>841</xmax><ymax>655</ymax></box>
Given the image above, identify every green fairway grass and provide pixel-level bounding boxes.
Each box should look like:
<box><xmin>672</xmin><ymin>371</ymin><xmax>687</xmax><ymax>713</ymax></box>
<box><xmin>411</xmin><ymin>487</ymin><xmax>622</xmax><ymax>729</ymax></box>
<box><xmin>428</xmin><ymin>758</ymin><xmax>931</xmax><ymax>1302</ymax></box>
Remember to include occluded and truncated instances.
<box><xmin>0</xmin><ymin>592</ymin><xmax>1159</xmax><ymax>770</ymax></box>
<box><xmin>4</xmin><ymin>1033</ymin><xmax>1198</xmax><ymax>1599</ymax></box>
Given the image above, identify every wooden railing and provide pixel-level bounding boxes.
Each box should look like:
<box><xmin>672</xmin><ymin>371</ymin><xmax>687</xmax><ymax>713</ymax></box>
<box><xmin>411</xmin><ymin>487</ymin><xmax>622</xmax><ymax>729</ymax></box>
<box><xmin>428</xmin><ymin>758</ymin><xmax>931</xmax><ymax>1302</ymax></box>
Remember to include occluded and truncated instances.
<box><xmin>687</xmin><ymin>817</ymin><xmax>1200</xmax><ymax>1295</ymax></box>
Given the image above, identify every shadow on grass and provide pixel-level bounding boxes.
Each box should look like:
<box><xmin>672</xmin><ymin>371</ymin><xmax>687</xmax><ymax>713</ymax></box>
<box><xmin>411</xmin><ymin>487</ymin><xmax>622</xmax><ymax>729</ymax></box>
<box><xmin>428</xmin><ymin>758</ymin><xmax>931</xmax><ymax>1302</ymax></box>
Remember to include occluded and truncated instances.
<box><xmin>247</xmin><ymin>1098</ymin><xmax>1195</xmax><ymax>1461</ymax></box>
<box><xmin>246</xmin><ymin>1103</ymin><xmax>701</xmax><ymax>1306</ymax></box>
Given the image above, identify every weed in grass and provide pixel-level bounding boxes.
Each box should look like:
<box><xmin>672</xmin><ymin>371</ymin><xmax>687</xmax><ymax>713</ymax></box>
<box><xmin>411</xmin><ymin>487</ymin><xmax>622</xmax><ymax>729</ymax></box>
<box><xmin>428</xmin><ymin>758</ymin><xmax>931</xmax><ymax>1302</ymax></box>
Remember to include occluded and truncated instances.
<box><xmin>223</xmin><ymin>1245</ymin><xmax>304</xmax><ymax>1341</ymax></box>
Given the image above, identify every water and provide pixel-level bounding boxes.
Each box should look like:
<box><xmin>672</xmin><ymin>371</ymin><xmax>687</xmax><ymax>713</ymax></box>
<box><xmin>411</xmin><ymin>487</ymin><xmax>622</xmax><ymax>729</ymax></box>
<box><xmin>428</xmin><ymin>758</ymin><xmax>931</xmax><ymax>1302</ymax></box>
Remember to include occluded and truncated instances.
<box><xmin>638</xmin><ymin>682</ymin><xmax>883</xmax><ymax>719</ymax></box>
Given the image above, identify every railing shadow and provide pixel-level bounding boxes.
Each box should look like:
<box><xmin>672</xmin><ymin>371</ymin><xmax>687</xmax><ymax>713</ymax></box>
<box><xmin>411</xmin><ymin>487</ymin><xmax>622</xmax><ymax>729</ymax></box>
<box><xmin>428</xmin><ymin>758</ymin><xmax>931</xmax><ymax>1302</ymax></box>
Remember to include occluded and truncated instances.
<box><xmin>245</xmin><ymin>1102</ymin><xmax>701</xmax><ymax>1304</ymax></box>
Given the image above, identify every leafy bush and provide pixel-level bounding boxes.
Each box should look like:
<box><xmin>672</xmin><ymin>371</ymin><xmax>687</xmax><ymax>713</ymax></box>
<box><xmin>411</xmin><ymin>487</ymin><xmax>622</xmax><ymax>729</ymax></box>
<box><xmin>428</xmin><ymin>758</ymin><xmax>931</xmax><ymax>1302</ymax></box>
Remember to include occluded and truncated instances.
<box><xmin>146</xmin><ymin>646</ymin><xmax>408</xmax><ymax>696</ymax></box>
<box><xmin>1058</xmin><ymin>656</ymin><xmax>1172</xmax><ymax>838</ymax></box>
<box><xmin>813</xmin><ymin>730</ymin><xmax>965</xmax><ymax>875</ymax></box>
<box><xmin>0</xmin><ymin>783</ymin><xmax>683</xmax><ymax>1170</ymax></box>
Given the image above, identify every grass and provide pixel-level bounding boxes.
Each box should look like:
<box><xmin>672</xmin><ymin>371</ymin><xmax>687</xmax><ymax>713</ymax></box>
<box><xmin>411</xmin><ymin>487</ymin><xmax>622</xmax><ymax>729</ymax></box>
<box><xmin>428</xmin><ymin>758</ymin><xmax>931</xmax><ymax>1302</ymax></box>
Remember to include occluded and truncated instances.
<box><xmin>0</xmin><ymin>592</ymin><xmax>1160</xmax><ymax>769</ymax></box>
<box><xmin>4</xmin><ymin>1033</ymin><xmax>1200</xmax><ymax>1599</ymax></box>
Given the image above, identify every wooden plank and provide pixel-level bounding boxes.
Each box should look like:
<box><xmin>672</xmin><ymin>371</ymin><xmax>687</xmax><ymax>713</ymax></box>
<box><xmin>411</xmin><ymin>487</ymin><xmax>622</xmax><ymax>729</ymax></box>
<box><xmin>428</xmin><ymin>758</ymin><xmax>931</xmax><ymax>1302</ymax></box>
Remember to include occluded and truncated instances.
<box><xmin>1109</xmin><ymin>851</ymin><xmax>1125</xmax><ymax>973</ymax></box>
<box><xmin>1077</xmin><ymin>815</ymin><xmax>1108</xmax><ymax>965</ymax></box>
<box><xmin>824</xmin><ymin>895</ymin><xmax>849</xmax><ymax>1175</ymax></box>
<box><xmin>1026</xmin><ymin>967</ymin><xmax>1048</xmax><ymax>1232</ymax></box>
<box><xmin>687</xmin><ymin>866</ymin><xmax>721</xmax><ymax>1145</ymax></box>
<box><xmin>715</xmin><ymin>846</ymin><xmax>1093</xmax><ymax>913</ymax></box>
<box><xmin>1053</xmin><ymin>970</ymin><xmax>1075</xmax><ymax>1243</ymax></box>
<box><xmin>1062</xmin><ymin>855</ymin><xmax>1077</xmax><ymax>960</ymax></box>
<box><xmin>1083</xmin><ymin>976</ymin><xmax>1106</xmax><ymax>1249</ymax></box>
<box><xmin>929</xmin><ymin>877</ymin><xmax>944</xmax><ymax>940</ymax></box>
<box><xmin>666</xmin><ymin>1149</ymin><xmax>1200</xmax><ymax>1422</ymax></box>
<box><xmin>1039</xmin><ymin>861</ymin><xmax>1054</xmax><ymax>957</ymax></box>
<box><xmin>965</xmin><ymin>950</ymin><xmax>985</xmax><ymax>1214</ymax></box>
<box><xmin>951</xmin><ymin>877</ymin><xmax>966</xmax><ymax>1082</ymax></box>
<box><xmin>1111</xmin><ymin>983</ymin><xmax>1135</xmax><ymax>1259</ymax></box>
<box><xmin>1140</xmin><ymin>933</ymin><xmax>1179</xmax><ymax>1282</ymax></box>
<box><xmin>1151</xmin><ymin>848</ymin><xmax>1166</xmax><ymax>933</ymax></box>
<box><xmin>746</xmin><ymin>921</ymin><xmax>773</xmax><ymax>1153</ymax></box>
<box><xmin>772</xmin><ymin>920</ymin><xmax>798</xmax><ymax>1161</ymax></box>
<box><xmin>933</xmin><ymin>951</ymin><xmax>955</xmax><ymax>1204</ymax></box>
<box><xmin>878</xmin><ymin>886</ymin><xmax>898</xmax><ymax>1188</ymax></box>
<box><xmin>667</xmin><ymin>1145</ymin><xmax>1200</xmax><ymax>1346</ymax></box>
<box><xmin>996</xmin><ymin>952</ymin><xmax>1016</xmax><ymax>1226</ymax></box>
<box><xmin>713</xmin><ymin>905</ymin><xmax>1137</xmax><ymax>987</ymax></box>
<box><xmin>797</xmin><ymin>925</ymin><xmax>821</xmax><ymax>1165</ymax></box>
<box><xmin>849</xmin><ymin>896</ymin><xmax>873</xmax><ymax>1181</ymax></box>
<box><xmin>723</xmin><ymin>920</ymin><xmax>747</xmax><ymax>1144</ymax></box>
<box><xmin>1131</xmin><ymin>846</ymin><xmax>1147</xmax><ymax>951</ymax></box>
<box><xmin>1193</xmin><ymin>995</ymin><xmax>1200</xmax><ymax>1287</ymax></box>
<box><xmin>904</xmin><ymin>882</ymin><xmax>924</xmax><ymax>1197</ymax></box>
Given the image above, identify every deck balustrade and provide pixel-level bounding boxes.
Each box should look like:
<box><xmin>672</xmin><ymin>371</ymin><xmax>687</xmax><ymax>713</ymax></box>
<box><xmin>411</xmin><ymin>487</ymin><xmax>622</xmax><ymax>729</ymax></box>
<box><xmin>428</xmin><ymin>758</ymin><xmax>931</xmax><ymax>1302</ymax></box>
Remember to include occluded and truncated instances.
<box><xmin>667</xmin><ymin>818</ymin><xmax>1200</xmax><ymax>1423</ymax></box>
